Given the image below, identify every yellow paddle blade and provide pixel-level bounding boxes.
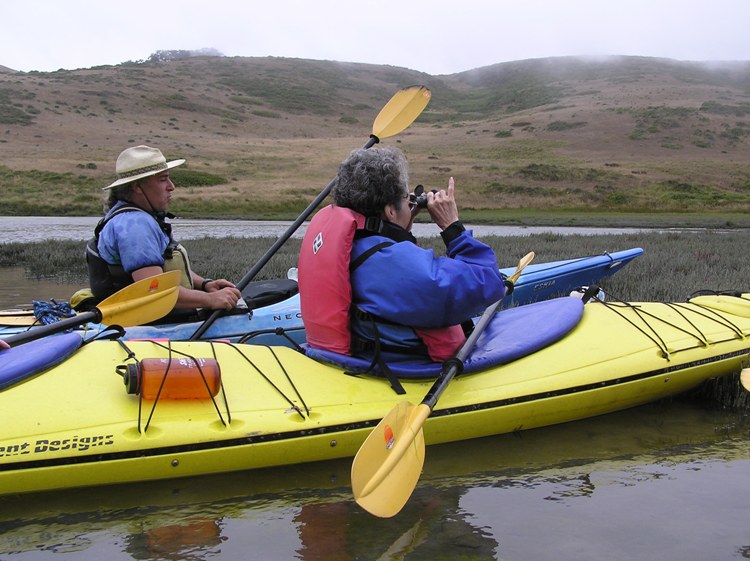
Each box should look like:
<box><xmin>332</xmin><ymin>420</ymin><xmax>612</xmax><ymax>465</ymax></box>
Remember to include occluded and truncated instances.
<box><xmin>372</xmin><ymin>86</ymin><xmax>431</xmax><ymax>140</ymax></box>
<box><xmin>98</xmin><ymin>270</ymin><xmax>181</xmax><ymax>326</ymax></box>
<box><xmin>0</xmin><ymin>313</ymin><xmax>37</xmax><ymax>326</ymax></box>
<box><xmin>0</xmin><ymin>309</ymin><xmax>34</xmax><ymax>317</ymax></box>
<box><xmin>740</xmin><ymin>368</ymin><xmax>750</xmax><ymax>392</ymax></box>
<box><xmin>352</xmin><ymin>401</ymin><xmax>429</xmax><ymax>518</ymax></box>
<box><xmin>508</xmin><ymin>251</ymin><xmax>535</xmax><ymax>285</ymax></box>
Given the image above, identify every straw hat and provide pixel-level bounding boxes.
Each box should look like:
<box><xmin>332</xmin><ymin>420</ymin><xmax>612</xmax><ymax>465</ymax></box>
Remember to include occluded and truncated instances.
<box><xmin>103</xmin><ymin>145</ymin><xmax>186</xmax><ymax>190</ymax></box>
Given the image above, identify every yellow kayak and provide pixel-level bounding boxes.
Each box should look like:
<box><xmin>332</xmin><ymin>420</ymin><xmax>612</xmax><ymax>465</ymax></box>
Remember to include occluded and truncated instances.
<box><xmin>1</xmin><ymin>292</ymin><xmax>749</xmax><ymax>496</ymax></box>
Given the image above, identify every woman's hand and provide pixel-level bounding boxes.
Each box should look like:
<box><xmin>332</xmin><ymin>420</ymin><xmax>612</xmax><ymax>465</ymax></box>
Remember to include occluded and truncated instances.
<box><xmin>427</xmin><ymin>177</ymin><xmax>460</xmax><ymax>230</ymax></box>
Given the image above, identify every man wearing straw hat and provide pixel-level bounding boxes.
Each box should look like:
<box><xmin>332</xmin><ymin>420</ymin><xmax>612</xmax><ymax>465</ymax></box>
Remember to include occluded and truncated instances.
<box><xmin>84</xmin><ymin>145</ymin><xmax>241</xmax><ymax>314</ymax></box>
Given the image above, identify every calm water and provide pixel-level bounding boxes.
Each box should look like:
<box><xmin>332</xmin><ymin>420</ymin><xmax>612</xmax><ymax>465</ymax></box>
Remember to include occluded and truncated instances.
<box><xmin>0</xmin><ymin>267</ymin><xmax>82</xmax><ymax>310</ymax></box>
<box><xmin>0</xmin><ymin>400</ymin><xmax>747</xmax><ymax>560</ymax></box>
<box><xmin>0</xmin><ymin>216</ymin><xmax>662</xmax><ymax>244</ymax></box>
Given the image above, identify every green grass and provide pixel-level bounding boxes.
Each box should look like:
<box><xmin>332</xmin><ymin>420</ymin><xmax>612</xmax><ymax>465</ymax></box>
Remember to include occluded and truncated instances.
<box><xmin>701</xmin><ymin>101</ymin><xmax>750</xmax><ymax>117</ymax></box>
<box><xmin>454</xmin><ymin>209</ymin><xmax>750</xmax><ymax>228</ymax></box>
<box><xmin>3</xmin><ymin>152</ymin><xmax>750</xmax><ymax>223</ymax></box>
<box><xmin>546</xmin><ymin>120</ymin><xmax>587</xmax><ymax>131</ymax></box>
<box><xmin>516</xmin><ymin>163</ymin><xmax>613</xmax><ymax>182</ymax></box>
<box><xmin>0</xmin><ymin>87</ymin><xmax>37</xmax><ymax>125</ymax></box>
<box><xmin>0</xmin><ymin>166</ymin><xmax>101</xmax><ymax>215</ymax></box>
<box><xmin>170</xmin><ymin>169</ymin><xmax>228</xmax><ymax>187</ymax></box>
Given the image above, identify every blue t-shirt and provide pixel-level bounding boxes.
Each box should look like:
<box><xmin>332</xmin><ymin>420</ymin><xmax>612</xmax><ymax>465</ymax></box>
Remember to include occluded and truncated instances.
<box><xmin>97</xmin><ymin>202</ymin><xmax>170</xmax><ymax>273</ymax></box>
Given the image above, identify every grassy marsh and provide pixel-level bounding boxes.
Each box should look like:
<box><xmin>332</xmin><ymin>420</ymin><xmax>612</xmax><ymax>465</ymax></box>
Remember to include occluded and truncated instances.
<box><xmin>1</xmin><ymin>230</ymin><xmax>748</xmax><ymax>302</ymax></box>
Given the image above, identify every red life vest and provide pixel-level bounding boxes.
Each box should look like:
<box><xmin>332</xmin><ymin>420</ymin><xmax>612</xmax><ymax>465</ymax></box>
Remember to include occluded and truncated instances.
<box><xmin>298</xmin><ymin>204</ymin><xmax>466</xmax><ymax>360</ymax></box>
<box><xmin>298</xmin><ymin>205</ymin><xmax>365</xmax><ymax>354</ymax></box>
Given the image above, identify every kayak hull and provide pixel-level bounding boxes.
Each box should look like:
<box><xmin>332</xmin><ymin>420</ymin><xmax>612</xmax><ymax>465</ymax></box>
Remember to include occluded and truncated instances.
<box><xmin>1</xmin><ymin>290</ymin><xmax>749</xmax><ymax>496</ymax></box>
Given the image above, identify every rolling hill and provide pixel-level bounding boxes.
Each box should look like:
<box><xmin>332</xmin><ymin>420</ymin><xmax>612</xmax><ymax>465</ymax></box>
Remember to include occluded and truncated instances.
<box><xmin>1</xmin><ymin>54</ymin><xmax>749</xmax><ymax>220</ymax></box>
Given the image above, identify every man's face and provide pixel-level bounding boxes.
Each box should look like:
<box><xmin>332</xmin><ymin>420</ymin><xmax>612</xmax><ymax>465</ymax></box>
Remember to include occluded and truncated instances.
<box><xmin>137</xmin><ymin>171</ymin><xmax>175</xmax><ymax>212</ymax></box>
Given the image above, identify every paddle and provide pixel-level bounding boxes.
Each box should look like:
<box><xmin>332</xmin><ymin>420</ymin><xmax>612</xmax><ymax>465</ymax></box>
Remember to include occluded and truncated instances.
<box><xmin>351</xmin><ymin>251</ymin><xmax>536</xmax><ymax>518</ymax></box>
<box><xmin>0</xmin><ymin>312</ymin><xmax>37</xmax><ymax>327</ymax></box>
<box><xmin>189</xmin><ymin>85</ymin><xmax>432</xmax><ymax>340</ymax></box>
<box><xmin>740</xmin><ymin>368</ymin><xmax>750</xmax><ymax>392</ymax></box>
<box><xmin>2</xmin><ymin>270</ymin><xmax>181</xmax><ymax>348</ymax></box>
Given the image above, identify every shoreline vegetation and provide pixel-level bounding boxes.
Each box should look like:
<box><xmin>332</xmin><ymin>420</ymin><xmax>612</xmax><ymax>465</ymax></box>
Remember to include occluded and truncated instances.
<box><xmin>1</xmin><ymin>229</ymin><xmax>748</xmax><ymax>300</ymax></box>
<box><xmin>1</xmin><ymin>230</ymin><xmax>749</xmax><ymax>409</ymax></box>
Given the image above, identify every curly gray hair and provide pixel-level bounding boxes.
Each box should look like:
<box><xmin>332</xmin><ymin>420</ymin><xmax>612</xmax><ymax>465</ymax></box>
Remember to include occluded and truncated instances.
<box><xmin>332</xmin><ymin>146</ymin><xmax>409</xmax><ymax>217</ymax></box>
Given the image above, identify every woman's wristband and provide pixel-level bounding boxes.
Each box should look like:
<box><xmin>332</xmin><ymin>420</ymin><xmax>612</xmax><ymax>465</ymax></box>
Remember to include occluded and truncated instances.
<box><xmin>440</xmin><ymin>220</ymin><xmax>466</xmax><ymax>245</ymax></box>
<box><xmin>200</xmin><ymin>278</ymin><xmax>214</xmax><ymax>291</ymax></box>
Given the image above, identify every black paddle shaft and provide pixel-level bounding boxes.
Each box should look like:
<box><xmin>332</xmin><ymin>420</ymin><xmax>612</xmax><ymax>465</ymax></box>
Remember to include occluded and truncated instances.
<box><xmin>422</xmin><ymin>298</ymin><xmax>503</xmax><ymax>410</ymax></box>
<box><xmin>189</xmin><ymin>134</ymin><xmax>380</xmax><ymax>340</ymax></box>
<box><xmin>4</xmin><ymin>309</ymin><xmax>100</xmax><ymax>347</ymax></box>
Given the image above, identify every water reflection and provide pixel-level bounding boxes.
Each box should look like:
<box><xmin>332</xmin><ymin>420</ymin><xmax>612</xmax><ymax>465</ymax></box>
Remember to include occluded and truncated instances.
<box><xmin>126</xmin><ymin>518</ymin><xmax>225</xmax><ymax>561</ymax></box>
<box><xmin>0</xmin><ymin>400</ymin><xmax>748</xmax><ymax>561</ymax></box>
<box><xmin>292</xmin><ymin>492</ymin><xmax>497</xmax><ymax>561</ymax></box>
<box><xmin>0</xmin><ymin>267</ymin><xmax>82</xmax><ymax>309</ymax></box>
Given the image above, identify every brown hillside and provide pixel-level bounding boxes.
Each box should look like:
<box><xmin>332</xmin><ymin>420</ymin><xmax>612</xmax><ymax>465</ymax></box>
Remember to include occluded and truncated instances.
<box><xmin>1</xmin><ymin>55</ymin><xmax>749</xmax><ymax>218</ymax></box>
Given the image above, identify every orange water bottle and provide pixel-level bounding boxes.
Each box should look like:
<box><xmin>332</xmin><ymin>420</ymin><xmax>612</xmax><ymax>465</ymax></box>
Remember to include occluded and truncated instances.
<box><xmin>120</xmin><ymin>357</ymin><xmax>222</xmax><ymax>400</ymax></box>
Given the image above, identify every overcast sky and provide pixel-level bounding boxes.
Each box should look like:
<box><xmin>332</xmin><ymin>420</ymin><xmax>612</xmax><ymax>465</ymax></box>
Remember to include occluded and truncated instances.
<box><xmin>4</xmin><ymin>0</ymin><xmax>749</xmax><ymax>75</ymax></box>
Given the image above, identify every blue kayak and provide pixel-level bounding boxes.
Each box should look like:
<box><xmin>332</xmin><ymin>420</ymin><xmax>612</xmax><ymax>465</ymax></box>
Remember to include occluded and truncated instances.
<box><xmin>500</xmin><ymin>248</ymin><xmax>642</xmax><ymax>306</ymax></box>
<box><xmin>0</xmin><ymin>248</ymin><xmax>642</xmax><ymax>344</ymax></box>
<box><xmin>118</xmin><ymin>247</ymin><xmax>643</xmax><ymax>343</ymax></box>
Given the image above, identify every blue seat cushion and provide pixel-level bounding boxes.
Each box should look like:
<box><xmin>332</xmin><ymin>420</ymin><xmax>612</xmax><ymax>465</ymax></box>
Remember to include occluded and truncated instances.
<box><xmin>305</xmin><ymin>296</ymin><xmax>584</xmax><ymax>379</ymax></box>
<box><xmin>0</xmin><ymin>332</ymin><xmax>82</xmax><ymax>390</ymax></box>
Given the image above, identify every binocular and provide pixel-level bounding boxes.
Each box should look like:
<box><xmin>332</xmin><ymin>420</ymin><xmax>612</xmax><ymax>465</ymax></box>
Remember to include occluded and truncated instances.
<box><xmin>410</xmin><ymin>184</ymin><xmax>437</xmax><ymax>209</ymax></box>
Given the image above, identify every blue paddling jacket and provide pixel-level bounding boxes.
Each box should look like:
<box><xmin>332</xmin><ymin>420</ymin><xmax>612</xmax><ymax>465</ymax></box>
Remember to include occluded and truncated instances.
<box><xmin>350</xmin><ymin>223</ymin><xmax>506</xmax><ymax>359</ymax></box>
